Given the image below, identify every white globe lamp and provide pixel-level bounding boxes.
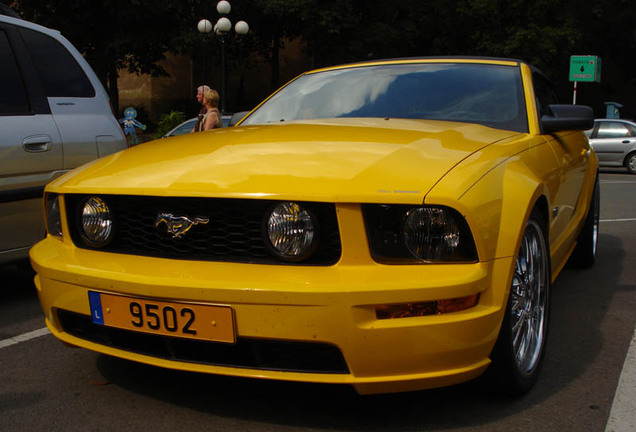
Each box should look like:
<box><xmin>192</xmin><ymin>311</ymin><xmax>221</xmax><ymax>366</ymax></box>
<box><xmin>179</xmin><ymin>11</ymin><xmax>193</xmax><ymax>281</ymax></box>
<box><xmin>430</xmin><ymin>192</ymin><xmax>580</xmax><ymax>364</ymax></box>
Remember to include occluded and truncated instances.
<box><xmin>197</xmin><ymin>19</ymin><xmax>212</xmax><ymax>34</ymax></box>
<box><xmin>216</xmin><ymin>1</ymin><xmax>231</xmax><ymax>15</ymax></box>
<box><xmin>235</xmin><ymin>20</ymin><xmax>249</xmax><ymax>35</ymax></box>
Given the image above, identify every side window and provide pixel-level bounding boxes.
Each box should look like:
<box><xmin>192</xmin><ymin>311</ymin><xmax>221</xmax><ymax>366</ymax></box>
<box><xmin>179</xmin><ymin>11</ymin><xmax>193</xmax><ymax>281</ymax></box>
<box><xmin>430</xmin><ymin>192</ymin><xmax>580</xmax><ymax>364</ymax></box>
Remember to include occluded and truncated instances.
<box><xmin>19</xmin><ymin>27</ymin><xmax>95</xmax><ymax>98</ymax></box>
<box><xmin>0</xmin><ymin>30</ymin><xmax>30</xmax><ymax>114</ymax></box>
<box><xmin>597</xmin><ymin>122</ymin><xmax>631</xmax><ymax>139</ymax></box>
<box><xmin>532</xmin><ymin>72</ymin><xmax>559</xmax><ymax>118</ymax></box>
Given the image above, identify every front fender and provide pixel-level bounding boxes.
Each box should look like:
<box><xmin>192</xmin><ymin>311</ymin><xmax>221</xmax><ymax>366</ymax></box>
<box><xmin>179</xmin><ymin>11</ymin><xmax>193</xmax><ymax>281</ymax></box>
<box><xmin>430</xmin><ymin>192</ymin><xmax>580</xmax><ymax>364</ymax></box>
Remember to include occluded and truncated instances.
<box><xmin>427</xmin><ymin>137</ymin><xmax>554</xmax><ymax>265</ymax></box>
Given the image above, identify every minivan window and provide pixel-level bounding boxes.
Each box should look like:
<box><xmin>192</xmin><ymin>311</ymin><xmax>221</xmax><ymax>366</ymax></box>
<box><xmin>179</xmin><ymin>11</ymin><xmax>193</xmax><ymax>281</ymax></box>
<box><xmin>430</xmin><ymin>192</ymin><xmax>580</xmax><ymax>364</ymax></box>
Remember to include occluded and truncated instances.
<box><xmin>0</xmin><ymin>30</ymin><xmax>30</xmax><ymax>114</ymax></box>
<box><xmin>19</xmin><ymin>27</ymin><xmax>95</xmax><ymax>98</ymax></box>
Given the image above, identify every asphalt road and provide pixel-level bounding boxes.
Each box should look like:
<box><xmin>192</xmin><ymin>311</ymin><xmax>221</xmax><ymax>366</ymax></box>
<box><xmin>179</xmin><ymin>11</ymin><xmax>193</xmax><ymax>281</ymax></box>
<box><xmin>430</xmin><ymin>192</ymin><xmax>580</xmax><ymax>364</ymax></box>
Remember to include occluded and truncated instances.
<box><xmin>1</xmin><ymin>170</ymin><xmax>635</xmax><ymax>432</ymax></box>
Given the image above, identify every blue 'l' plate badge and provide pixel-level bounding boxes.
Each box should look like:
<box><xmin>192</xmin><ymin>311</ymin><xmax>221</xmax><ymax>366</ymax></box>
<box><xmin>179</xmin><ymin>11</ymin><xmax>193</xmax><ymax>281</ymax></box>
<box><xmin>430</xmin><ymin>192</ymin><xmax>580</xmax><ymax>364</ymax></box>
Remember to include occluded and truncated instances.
<box><xmin>88</xmin><ymin>291</ymin><xmax>104</xmax><ymax>325</ymax></box>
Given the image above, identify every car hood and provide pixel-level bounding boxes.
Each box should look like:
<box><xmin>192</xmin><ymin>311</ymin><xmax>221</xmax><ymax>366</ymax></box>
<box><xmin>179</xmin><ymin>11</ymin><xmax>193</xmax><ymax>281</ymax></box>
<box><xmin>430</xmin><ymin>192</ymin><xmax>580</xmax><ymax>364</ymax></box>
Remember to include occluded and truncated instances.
<box><xmin>51</xmin><ymin>118</ymin><xmax>522</xmax><ymax>204</ymax></box>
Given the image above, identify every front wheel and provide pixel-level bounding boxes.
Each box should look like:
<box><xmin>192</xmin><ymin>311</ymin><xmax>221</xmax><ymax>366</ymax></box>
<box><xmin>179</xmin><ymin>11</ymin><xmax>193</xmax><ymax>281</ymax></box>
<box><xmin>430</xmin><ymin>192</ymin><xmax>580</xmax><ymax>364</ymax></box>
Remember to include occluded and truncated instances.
<box><xmin>626</xmin><ymin>153</ymin><xmax>636</xmax><ymax>174</ymax></box>
<box><xmin>488</xmin><ymin>208</ymin><xmax>551</xmax><ymax>396</ymax></box>
<box><xmin>569</xmin><ymin>177</ymin><xmax>600</xmax><ymax>268</ymax></box>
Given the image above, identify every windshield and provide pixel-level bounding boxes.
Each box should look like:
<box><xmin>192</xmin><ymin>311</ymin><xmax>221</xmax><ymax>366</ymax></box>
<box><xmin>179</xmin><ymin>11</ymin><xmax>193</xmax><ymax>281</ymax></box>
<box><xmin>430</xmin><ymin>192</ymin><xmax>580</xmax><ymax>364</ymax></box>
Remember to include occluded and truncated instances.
<box><xmin>242</xmin><ymin>63</ymin><xmax>528</xmax><ymax>133</ymax></box>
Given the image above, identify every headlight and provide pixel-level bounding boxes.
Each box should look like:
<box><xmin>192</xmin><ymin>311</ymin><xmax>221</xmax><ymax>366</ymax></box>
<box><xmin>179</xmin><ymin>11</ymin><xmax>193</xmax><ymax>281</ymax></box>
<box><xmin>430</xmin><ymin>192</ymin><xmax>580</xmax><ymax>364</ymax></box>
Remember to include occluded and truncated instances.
<box><xmin>403</xmin><ymin>207</ymin><xmax>461</xmax><ymax>261</ymax></box>
<box><xmin>45</xmin><ymin>193</ymin><xmax>62</xmax><ymax>237</ymax></box>
<box><xmin>363</xmin><ymin>204</ymin><xmax>477</xmax><ymax>264</ymax></box>
<box><xmin>264</xmin><ymin>202</ymin><xmax>317</xmax><ymax>262</ymax></box>
<box><xmin>79</xmin><ymin>197</ymin><xmax>114</xmax><ymax>247</ymax></box>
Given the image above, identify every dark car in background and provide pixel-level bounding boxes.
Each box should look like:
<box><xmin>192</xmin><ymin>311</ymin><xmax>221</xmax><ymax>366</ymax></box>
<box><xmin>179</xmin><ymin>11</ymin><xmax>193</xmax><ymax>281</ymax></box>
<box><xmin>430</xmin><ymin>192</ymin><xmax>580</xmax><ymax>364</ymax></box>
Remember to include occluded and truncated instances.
<box><xmin>586</xmin><ymin>119</ymin><xmax>636</xmax><ymax>174</ymax></box>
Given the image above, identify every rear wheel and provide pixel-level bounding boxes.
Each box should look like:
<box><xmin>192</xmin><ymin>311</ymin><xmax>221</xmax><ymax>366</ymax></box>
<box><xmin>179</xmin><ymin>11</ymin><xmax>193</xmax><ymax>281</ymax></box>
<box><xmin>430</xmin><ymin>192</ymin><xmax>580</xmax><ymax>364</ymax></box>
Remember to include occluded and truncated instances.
<box><xmin>569</xmin><ymin>177</ymin><xmax>600</xmax><ymax>268</ymax></box>
<box><xmin>626</xmin><ymin>153</ymin><xmax>636</xmax><ymax>174</ymax></box>
<box><xmin>488</xmin><ymin>208</ymin><xmax>550</xmax><ymax>396</ymax></box>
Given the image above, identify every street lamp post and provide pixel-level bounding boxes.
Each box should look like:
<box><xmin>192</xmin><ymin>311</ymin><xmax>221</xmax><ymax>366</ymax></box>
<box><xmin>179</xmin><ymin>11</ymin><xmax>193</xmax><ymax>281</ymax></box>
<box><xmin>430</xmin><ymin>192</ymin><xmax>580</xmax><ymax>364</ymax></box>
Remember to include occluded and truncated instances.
<box><xmin>196</xmin><ymin>18</ymin><xmax>213</xmax><ymax>89</ymax></box>
<box><xmin>212</xmin><ymin>1</ymin><xmax>249</xmax><ymax>114</ymax></box>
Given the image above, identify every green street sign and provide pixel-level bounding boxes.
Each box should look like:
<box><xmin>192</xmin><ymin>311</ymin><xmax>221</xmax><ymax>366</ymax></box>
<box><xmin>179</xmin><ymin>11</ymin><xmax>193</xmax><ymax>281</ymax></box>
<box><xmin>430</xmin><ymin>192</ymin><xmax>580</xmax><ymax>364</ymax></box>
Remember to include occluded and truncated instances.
<box><xmin>569</xmin><ymin>55</ymin><xmax>601</xmax><ymax>82</ymax></box>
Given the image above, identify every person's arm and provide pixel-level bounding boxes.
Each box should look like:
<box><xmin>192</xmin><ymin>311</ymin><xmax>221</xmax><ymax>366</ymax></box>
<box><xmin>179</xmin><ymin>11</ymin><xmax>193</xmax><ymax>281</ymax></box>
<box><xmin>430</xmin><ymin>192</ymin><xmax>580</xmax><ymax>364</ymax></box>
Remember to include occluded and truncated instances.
<box><xmin>202</xmin><ymin>112</ymin><xmax>215</xmax><ymax>131</ymax></box>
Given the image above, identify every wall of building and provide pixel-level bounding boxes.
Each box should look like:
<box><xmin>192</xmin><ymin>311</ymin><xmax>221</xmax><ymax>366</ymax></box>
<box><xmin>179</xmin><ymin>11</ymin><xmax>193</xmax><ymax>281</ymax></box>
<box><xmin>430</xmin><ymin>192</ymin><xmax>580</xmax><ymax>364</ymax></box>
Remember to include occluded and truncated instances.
<box><xmin>117</xmin><ymin>39</ymin><xmax>312</xmax><ymax>124</ymax></box>
<box><xmin>118</xmin><ymin>52</ymin><xmax>195</xmax><ymax>123</ymax></box>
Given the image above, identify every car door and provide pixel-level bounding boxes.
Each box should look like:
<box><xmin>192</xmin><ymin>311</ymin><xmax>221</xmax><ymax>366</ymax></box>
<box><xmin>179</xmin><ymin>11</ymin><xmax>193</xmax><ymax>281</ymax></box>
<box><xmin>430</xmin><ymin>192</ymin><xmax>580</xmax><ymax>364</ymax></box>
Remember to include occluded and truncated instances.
<box><xmin>591</xmin><ymin>121</ymin><xmax>636</xmax><ymax>165</ymax></box>
<box><xmin>0</xmin><ymin>23</ymin><xmax>63</xmax><ymax>259</ymax></box>
<box><xmin>19</xmin><ymin>25</ymin><xmax>127</xmax><ymax>166</ymax></box>
<box><xmin>532</xmin><ymin>71</ymin><xmax>588</xmax><ymax>263</ymax></box>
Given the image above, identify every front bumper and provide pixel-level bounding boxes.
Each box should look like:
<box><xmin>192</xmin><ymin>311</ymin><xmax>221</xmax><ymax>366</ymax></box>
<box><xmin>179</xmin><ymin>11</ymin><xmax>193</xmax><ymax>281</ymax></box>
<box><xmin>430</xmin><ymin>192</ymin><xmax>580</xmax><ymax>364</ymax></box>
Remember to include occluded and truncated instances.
<box><xmin>31</xmin><ymin>233</ymin><xmax>513</xmax><ymax>395</ymax></box>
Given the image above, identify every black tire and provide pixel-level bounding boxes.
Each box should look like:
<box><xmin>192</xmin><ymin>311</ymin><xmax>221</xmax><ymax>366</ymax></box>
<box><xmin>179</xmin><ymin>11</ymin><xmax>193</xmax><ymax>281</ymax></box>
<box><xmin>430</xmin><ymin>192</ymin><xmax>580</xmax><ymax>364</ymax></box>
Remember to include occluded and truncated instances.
<box><xmin>488</xmin><ymin>208</ymin><xmax>551</xmax><ymax>396</ymax></box>
<box><xmin>626</xmin><ymin>153</ymin><xmax>636</xmax><ymax>175</ymax></box>
<box><xmin>569</xmin><ymin>177</ymin><xmax>600</xmax><ymax>268</ymax></box>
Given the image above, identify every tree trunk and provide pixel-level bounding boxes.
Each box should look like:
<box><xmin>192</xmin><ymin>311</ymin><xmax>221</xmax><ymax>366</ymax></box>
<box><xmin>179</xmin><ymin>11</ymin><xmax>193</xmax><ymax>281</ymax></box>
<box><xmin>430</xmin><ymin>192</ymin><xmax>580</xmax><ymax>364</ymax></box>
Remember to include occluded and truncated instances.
<box><xmin>108</xmin><ymin>63</ymin><xmax>120</xmax><ymax>115</ymax></box>
<box><xmin>271</xmin><ymin>30</ymin><xmax>280</xmax><ymax>92</ymax></box>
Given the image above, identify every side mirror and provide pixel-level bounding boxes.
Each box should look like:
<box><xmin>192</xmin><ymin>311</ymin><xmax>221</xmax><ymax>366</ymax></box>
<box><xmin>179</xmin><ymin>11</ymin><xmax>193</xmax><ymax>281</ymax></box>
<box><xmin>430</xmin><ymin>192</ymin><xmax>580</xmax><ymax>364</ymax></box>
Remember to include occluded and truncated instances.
<box><xmin>229</xmin><ymin>111</ymin><xmax>250</xmax><ymax>127</ymax></box>
<box><xmin>541</xmin><ymin>104</ymin><xmax>594</xmax><ymax>134</ymax></box>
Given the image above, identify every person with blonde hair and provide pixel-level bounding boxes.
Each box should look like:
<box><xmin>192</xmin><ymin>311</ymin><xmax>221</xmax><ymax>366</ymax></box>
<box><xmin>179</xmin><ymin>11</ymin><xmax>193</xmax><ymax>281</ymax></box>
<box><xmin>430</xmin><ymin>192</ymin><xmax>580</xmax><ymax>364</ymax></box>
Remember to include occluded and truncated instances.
<box><xmin>191</xmin><ymin>85</ymin><xmax>210</xmax><ymax>133</ymax></box>
<box><xmin>197</xmin><ymin>88</ymin><xmax>222</xmax><ymax>131</ymax></box>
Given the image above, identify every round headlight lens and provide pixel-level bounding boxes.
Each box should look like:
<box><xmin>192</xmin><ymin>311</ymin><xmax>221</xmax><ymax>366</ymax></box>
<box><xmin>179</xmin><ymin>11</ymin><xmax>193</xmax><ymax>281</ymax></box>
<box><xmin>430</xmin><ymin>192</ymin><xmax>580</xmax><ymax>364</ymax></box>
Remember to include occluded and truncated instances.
<box><xmin>403</xmin><ymin>207</ymin><xmax>461</xmax><ymax>262</ymax></box>
<box><xmin>265</xmin><ymin>202</ymin><xmax>316</xmax><ymax>261</ymax></box>
<box><xmin>80</xmin><ymin>197</ymin><xmax>114</xmax><ymax>247</ymax></box>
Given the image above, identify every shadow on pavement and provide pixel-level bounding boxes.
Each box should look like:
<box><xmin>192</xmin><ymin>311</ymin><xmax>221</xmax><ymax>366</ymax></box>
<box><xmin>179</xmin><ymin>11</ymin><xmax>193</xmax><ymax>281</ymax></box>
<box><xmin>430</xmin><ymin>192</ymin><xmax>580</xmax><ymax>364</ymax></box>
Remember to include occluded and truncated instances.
<box><xmin>92</xmin><ymin>232</ymin><xmax>627</xmax><ymax>431</ymax></box>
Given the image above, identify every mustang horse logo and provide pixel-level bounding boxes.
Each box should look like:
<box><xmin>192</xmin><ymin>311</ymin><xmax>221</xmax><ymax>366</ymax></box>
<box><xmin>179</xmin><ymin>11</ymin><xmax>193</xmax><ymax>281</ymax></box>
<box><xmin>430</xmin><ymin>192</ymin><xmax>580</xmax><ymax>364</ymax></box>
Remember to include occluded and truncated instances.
<box><xmin>155</xmin><ymin>213</ymin><xmax>209</xmax><ymax>239</ymax></box>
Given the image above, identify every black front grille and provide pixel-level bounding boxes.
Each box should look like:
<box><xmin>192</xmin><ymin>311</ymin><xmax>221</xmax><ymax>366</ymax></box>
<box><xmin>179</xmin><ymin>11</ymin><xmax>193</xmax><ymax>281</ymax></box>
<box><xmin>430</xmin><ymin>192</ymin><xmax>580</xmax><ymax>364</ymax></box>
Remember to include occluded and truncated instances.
<box><xmin>57</xmin><ymin>310</ymin><xmax>349</xmax><ymax>374</ymax></box>
<box><xmin>65</xmin><ymin>195</ymin><xmax>341</xmax><ymax>265</ymax></box>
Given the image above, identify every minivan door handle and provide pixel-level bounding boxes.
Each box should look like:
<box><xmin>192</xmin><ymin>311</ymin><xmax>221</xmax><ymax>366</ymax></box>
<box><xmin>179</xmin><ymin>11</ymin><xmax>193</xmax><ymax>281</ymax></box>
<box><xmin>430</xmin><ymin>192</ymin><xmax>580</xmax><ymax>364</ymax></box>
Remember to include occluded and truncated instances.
<box><xmin>622</xmin><ymin>140</ymin><xmax>631</xmax><ymax>144</ymax></box>
<box><xmin>23</xmin><ymin>135</ymin><xmax>52</xmax><ymax>152</ymax></box>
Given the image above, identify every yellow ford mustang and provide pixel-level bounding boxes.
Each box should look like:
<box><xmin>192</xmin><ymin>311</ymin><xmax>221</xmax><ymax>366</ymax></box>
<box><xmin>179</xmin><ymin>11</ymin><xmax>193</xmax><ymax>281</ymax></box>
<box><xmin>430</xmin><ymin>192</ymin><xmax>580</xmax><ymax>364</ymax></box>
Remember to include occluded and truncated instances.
<box><xmin>31</xmin><ymin>58</ymin><xmax>599</xmax><ymax>396</ymax></box>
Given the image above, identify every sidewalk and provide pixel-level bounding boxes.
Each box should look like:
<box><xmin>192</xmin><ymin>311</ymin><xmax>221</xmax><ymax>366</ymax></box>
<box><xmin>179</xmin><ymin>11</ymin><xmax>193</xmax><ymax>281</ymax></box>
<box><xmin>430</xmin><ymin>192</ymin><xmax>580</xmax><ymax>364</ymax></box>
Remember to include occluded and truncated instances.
<box><xmin>605</xmin><ymin>325</ymin><xmax>636</xmax><ymax>432</ymax></box>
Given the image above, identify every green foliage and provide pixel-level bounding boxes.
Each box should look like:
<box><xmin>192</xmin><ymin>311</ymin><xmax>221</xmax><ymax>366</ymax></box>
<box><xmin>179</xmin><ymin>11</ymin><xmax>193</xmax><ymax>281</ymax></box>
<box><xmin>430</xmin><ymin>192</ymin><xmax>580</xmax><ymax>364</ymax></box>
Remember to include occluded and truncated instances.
<box><xmin>153</xmin><ymin>111</ymin><xmax>186</xmax><ymax>139</ymax></box>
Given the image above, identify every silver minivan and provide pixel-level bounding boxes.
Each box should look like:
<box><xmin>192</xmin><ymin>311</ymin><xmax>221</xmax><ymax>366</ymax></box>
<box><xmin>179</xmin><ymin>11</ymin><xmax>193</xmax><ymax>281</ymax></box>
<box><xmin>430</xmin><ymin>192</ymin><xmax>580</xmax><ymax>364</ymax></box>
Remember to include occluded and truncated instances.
<box><xmin>0</xmin><ymin>12</ymin><xmax>127</xmax><ymax>265</ymax></box>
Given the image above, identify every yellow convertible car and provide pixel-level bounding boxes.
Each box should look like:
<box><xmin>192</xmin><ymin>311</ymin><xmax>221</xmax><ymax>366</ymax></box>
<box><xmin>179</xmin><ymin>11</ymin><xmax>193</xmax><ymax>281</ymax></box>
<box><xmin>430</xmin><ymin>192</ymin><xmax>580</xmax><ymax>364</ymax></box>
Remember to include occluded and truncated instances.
<box><xmin>31</xmin><ymin>57</ymin><xmax>599</xmax><ymax>396</ymax></box>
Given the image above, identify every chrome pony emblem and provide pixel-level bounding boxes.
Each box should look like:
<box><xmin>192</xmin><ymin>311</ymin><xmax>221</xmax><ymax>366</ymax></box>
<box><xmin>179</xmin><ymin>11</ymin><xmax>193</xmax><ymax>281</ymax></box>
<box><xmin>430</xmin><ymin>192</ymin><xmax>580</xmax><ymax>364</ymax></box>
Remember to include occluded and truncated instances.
<box><xmin>155</xmin><ymin>213</ymin><xmax>209</xmax><ymax>239</ymax></box>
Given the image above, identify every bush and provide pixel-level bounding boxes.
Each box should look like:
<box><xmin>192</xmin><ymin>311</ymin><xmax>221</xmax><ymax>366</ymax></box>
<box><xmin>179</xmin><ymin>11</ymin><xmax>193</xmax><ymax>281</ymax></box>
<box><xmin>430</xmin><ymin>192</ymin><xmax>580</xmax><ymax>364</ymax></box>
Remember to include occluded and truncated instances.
<box><xmin>153</xmin><ymin>110</ymin><xmax>186</xmax><ymax>139</ymax></box>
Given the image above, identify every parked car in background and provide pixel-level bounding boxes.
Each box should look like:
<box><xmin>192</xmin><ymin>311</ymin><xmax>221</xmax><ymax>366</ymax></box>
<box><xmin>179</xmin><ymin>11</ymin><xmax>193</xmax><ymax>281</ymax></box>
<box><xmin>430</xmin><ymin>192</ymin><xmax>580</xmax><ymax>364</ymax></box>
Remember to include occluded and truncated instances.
<box><xmin>0</xmin><ymin>11</ymin><xmax>127</xmax><ymax>266</ymax></box>
<box><xmin>31</xmin><ymin>57</ymin><xmax>598</xmax><ymax>396</ymax></box>
<box><xmin>586</xmin><ymin>118</ymin><xmax>636</xmax><ymax>174</ymax></box>
<box><xmin>163</xmin><ymin>114</ymin><xmax>235</xmax><ymax>138</ymax></box>
<box><xmin>163</xmin><ymin>117</ymin><xmax>197</xmax><ymax>137</ymax></box>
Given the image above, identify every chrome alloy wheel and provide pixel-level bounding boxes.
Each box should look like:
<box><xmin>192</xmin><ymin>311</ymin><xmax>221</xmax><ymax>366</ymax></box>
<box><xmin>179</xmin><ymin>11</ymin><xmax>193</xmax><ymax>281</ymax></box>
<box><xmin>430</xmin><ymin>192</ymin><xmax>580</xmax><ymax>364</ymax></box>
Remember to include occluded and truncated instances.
<box><xmin>627</xmin><ymin>153</ymin><xmax>636</xmax><ymax>174</ymax></box>
<box><xmin>510</xmin><ymin>219</ymin><xmax>549</xmax><ymax>375</ymax></box>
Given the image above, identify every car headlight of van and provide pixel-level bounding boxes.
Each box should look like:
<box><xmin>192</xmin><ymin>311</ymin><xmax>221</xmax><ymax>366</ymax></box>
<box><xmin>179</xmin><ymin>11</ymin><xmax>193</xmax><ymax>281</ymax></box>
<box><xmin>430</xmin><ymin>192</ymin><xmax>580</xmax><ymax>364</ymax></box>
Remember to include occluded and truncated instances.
<box><xmin>363</xmin><ymin>204</ymin><xmax>477</xmax><ymax>263</ymax></box>
<box><xmin>79</xmin><ymin>197</ymin><xmax>114</xmax><ymax>247</ymax></box>
<box><xmin>45</xmin><ymin>193</ymin><xmax>62</xmax><ymax>237</ymax></box>
<box><xmin>264</xmin><ymin>202</ymin><xmax>317</xmax><ymax>262</ymax></box>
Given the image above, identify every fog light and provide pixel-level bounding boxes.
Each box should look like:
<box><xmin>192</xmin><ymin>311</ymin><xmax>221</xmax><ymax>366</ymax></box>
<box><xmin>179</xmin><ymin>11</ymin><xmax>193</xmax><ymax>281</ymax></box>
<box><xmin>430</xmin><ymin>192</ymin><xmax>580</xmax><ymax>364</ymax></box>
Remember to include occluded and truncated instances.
<box><xmin>264</xmin><ymin>202</ymin><xmax>317</xmax><ymax>262</ymax></box>
<box><xmin>376</xmin><ymin>294</ymin><xmax>480</xmax><ymax>319</ymax></box>
<box><xmin>79</xmin><ymin>197</ymin><xmax>114</xmax><ymax>247</ymax></box>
